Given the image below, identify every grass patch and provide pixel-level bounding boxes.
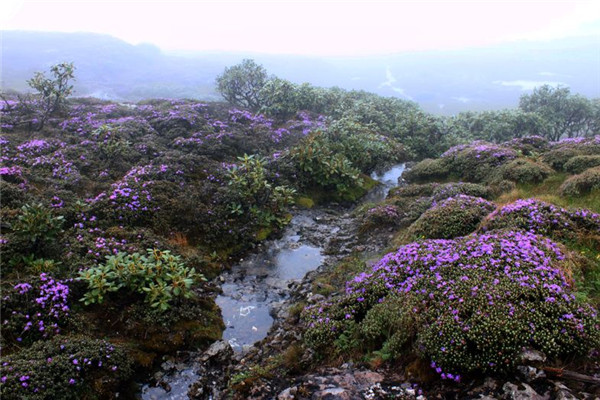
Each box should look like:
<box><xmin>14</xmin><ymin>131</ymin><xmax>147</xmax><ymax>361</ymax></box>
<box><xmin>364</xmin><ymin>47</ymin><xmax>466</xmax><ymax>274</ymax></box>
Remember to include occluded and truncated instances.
<box><xmin>496</xmin><ymin>173</ymin><xmax>600</xmax><ymax>213</ymax></box>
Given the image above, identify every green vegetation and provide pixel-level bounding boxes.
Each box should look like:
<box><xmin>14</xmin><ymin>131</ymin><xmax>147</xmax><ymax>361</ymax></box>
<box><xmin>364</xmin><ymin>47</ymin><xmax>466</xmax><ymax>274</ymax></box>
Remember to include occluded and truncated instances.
<box><xmin>2</xmin><ymin>59</ymin><xmax>599</xmax><ymax>397</ymax></box>
<box><xmin>78</xmin><ymin>249</ymin><xmax>206</xmax><ymax>311</ymax></box>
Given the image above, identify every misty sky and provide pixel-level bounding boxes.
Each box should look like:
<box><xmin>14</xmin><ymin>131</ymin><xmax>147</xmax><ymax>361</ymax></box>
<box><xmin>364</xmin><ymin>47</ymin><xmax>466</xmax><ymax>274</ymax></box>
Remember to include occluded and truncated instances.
<box><xmin>2</xmin><ymin>0</ymin><xmax>599</xmax><ymax>56</ymax></box>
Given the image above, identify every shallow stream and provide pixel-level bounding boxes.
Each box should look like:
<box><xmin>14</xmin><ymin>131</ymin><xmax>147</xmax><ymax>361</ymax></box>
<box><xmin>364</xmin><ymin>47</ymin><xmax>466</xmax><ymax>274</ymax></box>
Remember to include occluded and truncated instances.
<box><xmin>139</xmin><ymin>163</ymin><xmax>405</xmax><ymax>399</ymax></box>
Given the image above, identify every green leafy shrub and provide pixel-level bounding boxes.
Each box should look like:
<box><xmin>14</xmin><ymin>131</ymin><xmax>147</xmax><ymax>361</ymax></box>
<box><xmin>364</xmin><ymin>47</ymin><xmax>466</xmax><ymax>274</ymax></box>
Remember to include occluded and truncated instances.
<box><xmin>500</xmin><ymin>158</ymin><xmax>554</xmax><ymax>184</ymax></box>
<box><xmin>226</xmin><ymin>154</ymin><xmax>295</xmax><ymax>229</ymax></box>
<box><xmin>560</xmin><ymin>167</ymin><xmax>600</xmax><ymax>197</ymax></box>
<box><xmin>326</xmin><ymin>117</ymin><xmax>405</xmax><ymax>173</ymax></box>
<box><xmin>0</xmin><ymin>336</ymin><xmax>132</xmax><ymax>400</ymax></box>
<box><xmin>564</xmin><ymin>155</ymin><xmax>600</xmax><ymax>174</ymax></box>
<box><xmin>12</xmin><ymin>203</ymin><xmax>64</xmax><ymax>246</ymax></box>
<box><xmin>409</xmin><ymin>195</ymin><xmax>496</xmax><ymax>239</ymax></box>
<box><xmin>303</xmin><ymin>231</ymin><xmax>600</xmax><ymax>380</ymax></box>
<box><xmin>291</xmin><ymin>130</ymin><xmax>362</xmax><ymax>195</ymax></box>
<box><xmin>78</xmin><ymin>249</ymin><xmax>206</xmax><ymax>312</ymax></box>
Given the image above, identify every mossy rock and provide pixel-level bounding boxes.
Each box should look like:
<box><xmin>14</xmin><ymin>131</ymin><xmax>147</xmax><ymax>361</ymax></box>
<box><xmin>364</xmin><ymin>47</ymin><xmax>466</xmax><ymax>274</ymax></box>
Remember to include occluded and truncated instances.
<box><xmin>255</xmin><ymin>227</ymin><xmax>273</xmax><ymax>241</ymax></box>
<box><xmin>295</xmin><ymin>196</ymin><xmax>315</xmax><ymax>209</ymax></box>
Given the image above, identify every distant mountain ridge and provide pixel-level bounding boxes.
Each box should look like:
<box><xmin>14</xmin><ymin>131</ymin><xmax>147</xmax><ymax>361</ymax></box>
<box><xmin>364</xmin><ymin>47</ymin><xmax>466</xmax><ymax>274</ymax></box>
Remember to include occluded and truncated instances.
<box><xmin>2</xmin><ymin>30</ymin><xmax>599</xmax><ymax>114</ymax></box>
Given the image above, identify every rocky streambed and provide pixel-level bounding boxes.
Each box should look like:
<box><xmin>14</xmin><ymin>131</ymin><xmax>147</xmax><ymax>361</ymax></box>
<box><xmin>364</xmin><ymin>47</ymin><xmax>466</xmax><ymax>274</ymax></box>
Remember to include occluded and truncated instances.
<box><xmin>139</xmin><ymin>164</ymin><xmax>405</xmax><ymax>398</ymax></box>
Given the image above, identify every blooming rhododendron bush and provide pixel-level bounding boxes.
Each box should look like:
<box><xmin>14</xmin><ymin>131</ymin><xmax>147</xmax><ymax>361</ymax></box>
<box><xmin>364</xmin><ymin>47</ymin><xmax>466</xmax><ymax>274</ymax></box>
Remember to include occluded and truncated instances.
<box><xmin>303</xmin><ymin>231</ymin><xmax>600</xmax><ymax>379</ymax></box>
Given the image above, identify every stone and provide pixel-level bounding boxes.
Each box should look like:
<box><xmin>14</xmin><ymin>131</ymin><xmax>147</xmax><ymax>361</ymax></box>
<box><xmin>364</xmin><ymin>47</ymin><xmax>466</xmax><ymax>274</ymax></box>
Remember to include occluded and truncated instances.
<box><xmin>502</xmin><ymin>382</ymin><xmax>548</xmax><ymax>400</ymax></box>
<box><xmin>516</xmin><ymin>365</ymin><xmax>546</xmax><ymax>382</ymax></box>
<box><xmin>518</xmin><ymin>349</ymin><xmax>547</xmax><ymax>365</ymax></box>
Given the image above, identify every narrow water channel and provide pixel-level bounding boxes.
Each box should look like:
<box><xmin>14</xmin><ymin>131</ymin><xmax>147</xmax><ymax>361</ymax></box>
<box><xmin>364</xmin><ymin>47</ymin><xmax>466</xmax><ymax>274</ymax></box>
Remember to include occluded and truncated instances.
<box><xmin>140</xmin><ymin>164</ymin><xmax>405</xmax><ymax>399</ymax></box>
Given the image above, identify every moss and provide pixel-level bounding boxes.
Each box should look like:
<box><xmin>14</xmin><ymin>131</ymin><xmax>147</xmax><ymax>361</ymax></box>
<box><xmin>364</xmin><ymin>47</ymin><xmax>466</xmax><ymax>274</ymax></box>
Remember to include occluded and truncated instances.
<box><xmin>295</xmin><ymin>196</ymin><xmax>315</xmax><ymax>209</ymax></box>
<box><xmin>255</xmin><ymin>227</ymin><xmax>273</xmax><ymax>241</ymax></box>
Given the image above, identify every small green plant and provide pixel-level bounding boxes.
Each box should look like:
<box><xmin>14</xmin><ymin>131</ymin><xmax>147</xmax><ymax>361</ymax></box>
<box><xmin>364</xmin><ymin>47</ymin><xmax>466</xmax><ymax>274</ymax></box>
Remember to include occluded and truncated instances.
<box><xmin>12</xmin><ymin>203</ymin><xmax>64</xmax><ymax>252</ymax></box>
<box><xmin>291</xmin><ymin>130</ymin><xmax>362</xmax><ymax>195</ymax></box>
<box><xmin>78</xmin><ymin>249</ymin><xmax>206</xmax><ymax>312</ymax></box>
<box><xmin>226</xmin><ymin>154</ymin><xmax>295</xmax><ymax>229</ymax></box>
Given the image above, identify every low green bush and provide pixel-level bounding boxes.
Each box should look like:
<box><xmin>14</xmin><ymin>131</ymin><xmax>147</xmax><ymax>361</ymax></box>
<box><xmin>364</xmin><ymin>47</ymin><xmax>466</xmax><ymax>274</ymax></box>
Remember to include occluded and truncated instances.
<box><xmin>500</xmin><ymin>158</ymin><xmax>554</xmax><ymax>184</ymax></box>
<box><xmin>564</xmin><ymin>155</ymin><xmax>600</xmax><ymax>175</ymax></box>
<box><xmin>402</xmin><ymin>158</ymin><xmax>449</xmax><ymax>183</ymax></box>
<box><xmin>0</xmin><ymin>336</ymin><xmax>133</xmax><ymax>399</ymax></box>
<box><xmin>560</xmin><ymin>167</ymin><xmax>600</xmax><ymax>197</ymax></box>
<box><xmin>409</xmin><ymin>195</ymin><xmax>496</xmax><ymax>239</ymax></box>
<box><xmin>78</xmin><ymin>249</ymin><xmax>206</xmax><ymax>312</ymax></box>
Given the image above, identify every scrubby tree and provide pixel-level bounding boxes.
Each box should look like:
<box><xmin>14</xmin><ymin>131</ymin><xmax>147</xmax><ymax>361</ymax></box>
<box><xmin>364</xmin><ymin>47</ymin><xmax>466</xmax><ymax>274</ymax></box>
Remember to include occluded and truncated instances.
<box><xmin>519</xmin><ymin>85</ymin><xmax>596</xmax><ymax>141</ymax></box>
<box><xmin>12</xmin><ymin>62</ymin><xmax>76</xmax><ymax>130</ymax></box>
<box><xmin>216</xmin><ymin>59</ymin><xmax>268</xmax><ymax>111</ymax></box>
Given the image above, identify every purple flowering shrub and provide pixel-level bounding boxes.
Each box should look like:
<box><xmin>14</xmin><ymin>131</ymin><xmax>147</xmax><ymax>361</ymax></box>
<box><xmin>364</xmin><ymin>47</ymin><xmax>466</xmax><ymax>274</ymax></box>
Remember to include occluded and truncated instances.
<box><xmin>559</xmin><ymin>166</ymin><xmax>600</xmax><ymax>197</ymax></box>
<box><xmin>302</xmin><ymin>231</ymin><xmax>600</xmax><ymax>378</ymax></box>
<box><xmin>443</xmin><ymin>141</ymin><xmax>518</xmax><ymax>183</ymax></box>
<box><xmin>0</xmin><ymin>336</ymin><xmax>132</xmax><ymax>399</ymax></box>
<box><xmin>500</xmin><ymin>158</ymin><xmax>554</xmax><ymax>184</ymax></box>
<box><xmin>480</xmin><ymin>198</ymin><xmax>600</xmax><ymax>241</ymax></box>
<box><xmin>409</xmin><ymin>195</ymin><xmax>496</xmax><ymax>239</ymax></box>
<box><xmin>1</xmin><ymin>274</ymin><xmax>71</xmax><ymax>347</ymax></box>
<box><xmin>541</xmin><ymin>136</ymin><xmax>600</xmax><ymax>171</ymax></box>
<box><xmin>361</xmin><ymin>204</ymin><xmax>402</xmax><ymax>230</ymax></box>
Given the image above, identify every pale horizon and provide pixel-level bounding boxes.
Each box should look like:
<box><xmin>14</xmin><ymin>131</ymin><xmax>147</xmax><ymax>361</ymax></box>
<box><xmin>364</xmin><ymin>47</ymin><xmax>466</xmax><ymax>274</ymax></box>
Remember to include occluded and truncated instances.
<box><xmin>2</xmin><ymin>0</ymin><xmax>599</xmax><ymax>56</ymax></box>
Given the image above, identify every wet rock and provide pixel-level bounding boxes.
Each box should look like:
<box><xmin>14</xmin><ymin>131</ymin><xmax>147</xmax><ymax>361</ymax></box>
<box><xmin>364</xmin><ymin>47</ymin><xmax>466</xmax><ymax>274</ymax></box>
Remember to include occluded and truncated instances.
<box><xmin>552</xmin><ymin>382</ymin><xmax>578</xmax><ymax>400</ymax></box>
<box><xmin>517</xmin><ymin>366</ymin><xmax>546</xmax><ymax>382</ymax></box>
<box><xmin>502</xmin><ymin>382</ymin><xmax>548</xmax><ymax>400</ymax></box>
<box><xmin>188</xmin><ymin>341</ymin><xmax>234</xmax><ymax>399</ymax></box>
<box><xmin>277</xmin><ymin>386</ymin><xmax>297</xmax><ymax>399</ymax></box>
<box><xmin>518</xmin><ymin>349</ymin><xmax>547</xmax><ymax>366</ymax></box>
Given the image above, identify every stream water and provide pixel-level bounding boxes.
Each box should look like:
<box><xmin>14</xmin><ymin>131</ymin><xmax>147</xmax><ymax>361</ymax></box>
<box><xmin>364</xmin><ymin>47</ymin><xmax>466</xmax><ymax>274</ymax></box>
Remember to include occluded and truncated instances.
<box><xmin>139</xmin><ymin>164</ymin><xmax>405</xmax><ymax>399</ymax></box>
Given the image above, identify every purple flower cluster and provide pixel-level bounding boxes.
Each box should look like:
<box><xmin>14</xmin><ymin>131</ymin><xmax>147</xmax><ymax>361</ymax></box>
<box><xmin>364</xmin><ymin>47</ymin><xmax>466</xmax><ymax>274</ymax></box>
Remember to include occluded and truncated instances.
<box><xmin>3</xmin><ymin>274</ymin><xmax>70</xmax><ymax>343</ymax></box>
<box><xmin>482</xmin><ymin>198</ymin><xmax>600</xmax><ymax>238</ymax></box>
<box><xmin>304</xmin><ymin>230</ymin><xmax>599</xmax><ymax>378</ymax></box>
